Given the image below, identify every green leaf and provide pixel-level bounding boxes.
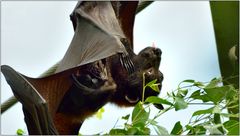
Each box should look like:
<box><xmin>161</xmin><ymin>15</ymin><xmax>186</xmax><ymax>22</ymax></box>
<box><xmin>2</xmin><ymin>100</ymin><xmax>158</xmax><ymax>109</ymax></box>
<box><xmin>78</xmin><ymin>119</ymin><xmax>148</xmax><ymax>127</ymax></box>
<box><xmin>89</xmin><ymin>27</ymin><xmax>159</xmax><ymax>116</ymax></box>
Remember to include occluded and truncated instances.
<box><xmin>187</xmin><ymin>125</ymin><xmax>206</xmax><ymax>135</ymax></box>
<box><xmin>153</xmin><ymin>125</ymin><xmax>169</xmax><ymax>135</ymax></box>
<box><xmin>192</xmin><ymin>107</ymin><xmax>214</xmax><ymax>117</ymax></box>
<box><xmin>223</xmin><ymin>120</ymin><xmax>239</xmax><ymax>135</ymax></box>
<box><xmin>178</xmin><ymin>79</ymin><xmax>195</xmax><ymax>88</ymax></box>
<box><xmin>131</xmin><ymin>102</ymin><xmax>149</xmax><ymax>126</ymax></box>
<box><xmin>205</xmin><ymin>78</ymin><xmax>221</xmax><ymax>88</ymax></box>
<box><xmin>213</xmin><ymin>105</ymin><xmax>221</xmax><ymax>114</ymax></box>
<box><xmin>148</xmin><ymin>119</ymin><xmax>158</xmax><ymax>126</ymax></box>
<box><xmin>185</xmin><ymin>125</ymin><xmax>193</xmax><ymax>130</ymax></box>
<box><xmin>149</xmin><ymin>84</ymin><xmax>160</xmax><ymax>92</ymax></box>
<box><xmin>109</xmin><ymin>129</ymin><xmax>126</xmax><ymax>135</ymax></box>
<box><xmin>174</xmin><ymin>97</ymin><xmax>188</xmax><ymax>111</ymax></box>
<box><xmin>177</xmin><ymin>89</ymin><xmax>188</xmax><ymax>98</ymax></box>
<box><xmin>182</xmin><ymin>79</ymin><xmax>195</xmax><ymax>83</ymax></box>
<box><xmin>122</xmin><ymin>114</ymin><xmax>130</xmax><ymax>120</ymax></box>
<box><xmin>204</xmin><ymin>85</ymin><xmax>231</xmax><ymax>104</ymax></box>
<box><xmin>193</xmin><ymin>81</ymin><xmax>204</xmax><ymax>87</ymax></box>
<box><xmin>145</xmin><ymin>79</ymin><xmax>157</xmax><ymax>86</ymax></box>
<box><xmin>126</xmin><ymin>127</ymin><xmax>138</xmax><ymax>135</ymax></box>
<box><xmin>189</xmin><ymin>90</ymin><xmax>201</xmax><ymax>98</ymax></box>
<box><xmin>225</xmin><ymin>85</ymin><xmax>237</xmax><ymax>100</ymax></box>
<box><xmin>136</xmin><ymin>127</ymin><xmax>151</xmax><ymax>135</ymax></box>
<box><xmin>190</xmin><ymin>90</ymin><xmax>211</xmax><ymax>102</ymax></box>
<box><xmin>170</xmin><ymin>121</ymin><xmax>183</xmax><ymax>135</ymax></box>
<box><xmin>213</xmin><ymin>113</ymin><xmax>225</xmax><ymax>134</ymax></box>
<box><xmin>95</xmin><ymin>107</ymin><xmax>105</xmax><ymax>119</ymax></box>
<box><xmin>220</xmin><ymin>113</ymin><xmax>240</xmax><ymax>118</ymax></box>
<box><xmin>204</xmin><ymin>124</ymin><xmax>223</xmax><ymax>135</ymax></box>
<box><xmin>145</xmin><ymin>79</ymin><xmax>160</xmax><ymax>92</ymax></box>
<box><xmin>16</xmin><ymin>129</ymin><xmax>25</xmax><ymax>135</ymax></box>
<box><xmin>191</xmin><ymin>105</ymin><xmax>221</xmax><ymax>117</ymax></box>
<box><xmin>145</xmin><ymin>96</ymin><xmax>173</xmax><ymax>105</ymax></box>
<box><xmin>153</xmin><ymin>103</ymin><xmax>164</xmax><ymax>110</ymax></box>
<box><xmin>172</xmin><ymin>91</ymin><xmax>176</xmax><ymax>97</ymax></box>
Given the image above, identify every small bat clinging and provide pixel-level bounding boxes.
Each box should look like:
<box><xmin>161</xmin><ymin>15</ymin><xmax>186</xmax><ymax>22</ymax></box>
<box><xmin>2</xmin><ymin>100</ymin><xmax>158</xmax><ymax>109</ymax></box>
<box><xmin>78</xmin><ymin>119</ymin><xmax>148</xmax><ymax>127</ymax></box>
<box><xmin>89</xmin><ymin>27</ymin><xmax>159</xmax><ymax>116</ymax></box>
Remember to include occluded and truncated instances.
<box><xmin>1</xmin><ymin>1</ymin><xmax>164</xmax><ymax>135</ymax></box>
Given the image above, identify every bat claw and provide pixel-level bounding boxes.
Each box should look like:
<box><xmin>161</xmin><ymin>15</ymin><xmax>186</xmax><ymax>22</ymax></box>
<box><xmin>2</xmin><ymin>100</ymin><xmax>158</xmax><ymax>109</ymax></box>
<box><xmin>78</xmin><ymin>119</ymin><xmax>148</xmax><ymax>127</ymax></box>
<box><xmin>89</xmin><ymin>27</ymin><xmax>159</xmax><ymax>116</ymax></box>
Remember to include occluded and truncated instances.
<box><xmin>126</xmin><ymin>54</ymin><xmax>135</xmax><ymax>73</ymax></box>
<box><xmin>119</xmin><ymin>53</ymin><xmax>135</xmax><ymax>75</ymax></box>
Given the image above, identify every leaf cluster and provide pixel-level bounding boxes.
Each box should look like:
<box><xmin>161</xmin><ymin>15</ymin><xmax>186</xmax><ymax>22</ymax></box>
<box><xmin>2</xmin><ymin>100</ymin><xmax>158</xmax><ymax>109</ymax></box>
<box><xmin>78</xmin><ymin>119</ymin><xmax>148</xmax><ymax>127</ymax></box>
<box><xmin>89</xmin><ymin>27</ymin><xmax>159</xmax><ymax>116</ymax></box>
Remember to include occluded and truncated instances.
<box><xmin>106</xmin><ymin>77</ymin><xmax>239</xmax><ymax>135</ymax></box>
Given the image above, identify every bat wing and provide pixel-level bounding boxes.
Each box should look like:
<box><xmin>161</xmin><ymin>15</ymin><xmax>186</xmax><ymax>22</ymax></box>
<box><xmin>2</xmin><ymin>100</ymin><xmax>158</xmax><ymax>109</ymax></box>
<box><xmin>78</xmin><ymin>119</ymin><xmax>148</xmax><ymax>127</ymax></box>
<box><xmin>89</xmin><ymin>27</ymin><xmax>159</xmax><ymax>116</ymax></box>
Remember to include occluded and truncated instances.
<box><xmin>1</xmin><ymin>65</ymin><xmax>58</xmax><ymax>135</ymax></box>
<box><xmin>1</xmin><ymin>2</ymin><xmax>139</xmax><ymax>134</ymax></box>
<box><xmin>56</xmin><ymin>1</ymin><xmax>130</xmax><ymax>73</ymax></box>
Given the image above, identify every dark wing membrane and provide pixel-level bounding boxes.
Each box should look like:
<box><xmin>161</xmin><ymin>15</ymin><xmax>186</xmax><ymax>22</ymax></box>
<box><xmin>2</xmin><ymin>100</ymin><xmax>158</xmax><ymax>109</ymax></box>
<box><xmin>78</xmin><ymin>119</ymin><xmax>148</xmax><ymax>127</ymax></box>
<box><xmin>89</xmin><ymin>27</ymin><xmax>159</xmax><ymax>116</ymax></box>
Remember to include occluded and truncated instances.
<box><xmin>1</xmin><ymin>65</ymin><xmax>58</xmax><ymax>135</ymax></box>
<box><xmin>111</xmin><ymin>1</ymin><xmax>138</xmax><ymax>49</ymax></box>
<box><xmin>56</xmin><ymin>1</ymin><xmax>127</xmax><ymax>73</ymax></box>
<box><xmin>1</xmin><ymin>65</ymin><xmax>84</xmax><ymax>134</ymax></box>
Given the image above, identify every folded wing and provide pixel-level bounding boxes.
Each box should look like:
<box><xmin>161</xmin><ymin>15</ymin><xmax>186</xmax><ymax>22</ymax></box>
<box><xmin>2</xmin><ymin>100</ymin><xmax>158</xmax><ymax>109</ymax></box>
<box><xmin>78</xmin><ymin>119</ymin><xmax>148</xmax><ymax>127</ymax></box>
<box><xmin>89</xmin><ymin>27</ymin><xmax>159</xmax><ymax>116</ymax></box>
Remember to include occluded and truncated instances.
<box><xmin>56</xmin><ymin>1</ymin><xmax>129</xmax><ymax>73</ymax></box>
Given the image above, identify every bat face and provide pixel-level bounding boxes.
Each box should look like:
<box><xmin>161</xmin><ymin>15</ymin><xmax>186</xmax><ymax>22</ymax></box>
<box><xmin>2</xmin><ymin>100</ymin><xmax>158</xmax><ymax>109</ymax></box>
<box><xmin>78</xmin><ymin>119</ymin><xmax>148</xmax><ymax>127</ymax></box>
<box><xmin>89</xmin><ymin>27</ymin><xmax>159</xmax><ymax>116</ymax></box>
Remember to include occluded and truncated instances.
<box><xmin>136</xmin><ymin>47</ymin><xmax>164</xmax><ymax>99</ymax></box>
<box><xmin>111</xmin><ymin>47</ymin><xmax>163</xmax><ymax>106</ymax></box>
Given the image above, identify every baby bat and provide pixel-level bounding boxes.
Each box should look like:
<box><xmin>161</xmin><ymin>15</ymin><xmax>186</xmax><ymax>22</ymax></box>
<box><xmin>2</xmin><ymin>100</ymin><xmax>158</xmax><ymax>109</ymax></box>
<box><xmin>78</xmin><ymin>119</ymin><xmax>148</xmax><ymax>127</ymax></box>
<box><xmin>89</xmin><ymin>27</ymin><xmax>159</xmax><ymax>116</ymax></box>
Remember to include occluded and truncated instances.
<box><xmin>1</xmin><ymin>1</ymin><xmax>163</xmax><ymax>135</ymax></box>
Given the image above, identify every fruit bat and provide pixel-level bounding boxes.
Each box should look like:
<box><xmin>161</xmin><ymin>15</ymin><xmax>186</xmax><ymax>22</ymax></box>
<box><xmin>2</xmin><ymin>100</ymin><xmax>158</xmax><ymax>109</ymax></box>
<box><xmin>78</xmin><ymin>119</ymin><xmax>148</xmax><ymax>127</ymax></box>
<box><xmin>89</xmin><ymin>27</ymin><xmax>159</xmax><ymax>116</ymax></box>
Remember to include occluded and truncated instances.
<box><xmin>1</xmin><ymin>1</ymin><xmax>164</xmax><ymax>135</ymax></box>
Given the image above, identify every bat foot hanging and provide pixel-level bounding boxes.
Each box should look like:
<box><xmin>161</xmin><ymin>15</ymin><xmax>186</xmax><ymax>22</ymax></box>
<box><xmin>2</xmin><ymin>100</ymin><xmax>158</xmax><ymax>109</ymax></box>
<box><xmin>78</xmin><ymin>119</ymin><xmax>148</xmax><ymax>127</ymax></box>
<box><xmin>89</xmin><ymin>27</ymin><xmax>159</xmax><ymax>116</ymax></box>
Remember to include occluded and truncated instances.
<box><xmin>119</xmin><ymin>52</ymin><xmax>135</xmax><ymax>74</ymax></box>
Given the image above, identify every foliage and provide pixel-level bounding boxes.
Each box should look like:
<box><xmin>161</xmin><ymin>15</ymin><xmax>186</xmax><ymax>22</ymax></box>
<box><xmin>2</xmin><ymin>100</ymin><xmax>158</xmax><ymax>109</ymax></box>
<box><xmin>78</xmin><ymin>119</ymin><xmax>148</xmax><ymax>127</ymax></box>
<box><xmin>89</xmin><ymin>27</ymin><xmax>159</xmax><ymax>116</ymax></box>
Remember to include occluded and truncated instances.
<box><xmin>95</xmin><ymin>107</ymin><xmax>105</xmax><ymax>120</ymax></box>
<box><xmin>16</xmin><ymin>129</ymin><xmax>25</xmax><ymax>135</ymax></box>
<box><xmin>104</xmin><ymin>77</ymin><xmax>239</xmax><ymax>135</ymax></box>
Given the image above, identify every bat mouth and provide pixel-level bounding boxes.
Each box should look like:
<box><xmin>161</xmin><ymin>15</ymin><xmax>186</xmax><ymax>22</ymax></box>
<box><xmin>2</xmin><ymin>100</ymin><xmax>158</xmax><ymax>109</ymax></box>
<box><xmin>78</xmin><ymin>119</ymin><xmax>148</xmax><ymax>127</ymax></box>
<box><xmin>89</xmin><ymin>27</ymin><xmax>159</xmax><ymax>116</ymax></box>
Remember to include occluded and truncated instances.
<box><xmin>125</xmin><ymin>95</ymin><xmax>139</xmax><ymax>103</ymax></box>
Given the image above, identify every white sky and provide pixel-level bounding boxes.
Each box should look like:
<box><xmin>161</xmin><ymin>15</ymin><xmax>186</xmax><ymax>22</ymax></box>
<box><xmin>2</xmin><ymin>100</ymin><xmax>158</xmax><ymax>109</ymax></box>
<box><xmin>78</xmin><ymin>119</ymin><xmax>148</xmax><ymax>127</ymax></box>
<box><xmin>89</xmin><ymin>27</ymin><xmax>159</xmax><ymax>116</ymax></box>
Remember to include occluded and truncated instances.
<box><xmin>1</xmin><ymin>1</ymin><xmax>220</xmax><ymax>135</ymax></box>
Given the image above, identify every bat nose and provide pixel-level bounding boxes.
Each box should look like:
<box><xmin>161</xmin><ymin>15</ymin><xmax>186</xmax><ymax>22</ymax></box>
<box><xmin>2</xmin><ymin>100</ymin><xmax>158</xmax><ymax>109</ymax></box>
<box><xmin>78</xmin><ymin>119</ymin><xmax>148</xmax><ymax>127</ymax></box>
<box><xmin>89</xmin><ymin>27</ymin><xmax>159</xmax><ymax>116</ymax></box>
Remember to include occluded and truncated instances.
<box><xmin>154</xmin><ymin>48</ymin><xmax>162</xmax><ymax>56</ymax></box>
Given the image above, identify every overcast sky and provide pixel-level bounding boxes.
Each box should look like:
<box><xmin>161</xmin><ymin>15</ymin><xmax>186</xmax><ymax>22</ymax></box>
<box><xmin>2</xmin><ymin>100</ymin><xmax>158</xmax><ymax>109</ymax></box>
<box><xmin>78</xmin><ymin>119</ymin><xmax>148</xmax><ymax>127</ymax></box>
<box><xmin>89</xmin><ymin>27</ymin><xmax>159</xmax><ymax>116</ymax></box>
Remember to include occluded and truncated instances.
<box><xmin>1</xmin><ymin>1</ymin><xmax>220</xmax><ymax>135</ymax></box>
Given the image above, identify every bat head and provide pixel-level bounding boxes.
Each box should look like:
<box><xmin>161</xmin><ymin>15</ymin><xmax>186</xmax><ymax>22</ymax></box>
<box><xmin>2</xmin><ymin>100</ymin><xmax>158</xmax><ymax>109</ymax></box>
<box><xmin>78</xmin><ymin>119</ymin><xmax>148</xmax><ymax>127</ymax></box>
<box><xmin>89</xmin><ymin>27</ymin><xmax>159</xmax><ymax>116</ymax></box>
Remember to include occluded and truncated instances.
<box><xmin>112</xmin><ymin>47</ymin><xmax>163</xmax><ymax>106</ymax></box>
<box><xmin>129</xmin><ymin>47</ymin><xmax>163</xmax><ymax>101</ymax></box>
